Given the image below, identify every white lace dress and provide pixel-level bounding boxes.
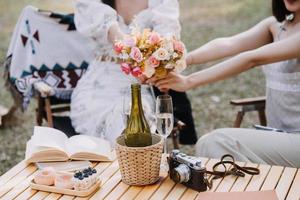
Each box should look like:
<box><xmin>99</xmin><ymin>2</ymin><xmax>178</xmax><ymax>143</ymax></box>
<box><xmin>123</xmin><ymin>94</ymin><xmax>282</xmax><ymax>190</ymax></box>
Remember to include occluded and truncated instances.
<box><xmin>70</xmin><ymin>0</ymin><xmax>181</xmax><ymax>145</ymax></box>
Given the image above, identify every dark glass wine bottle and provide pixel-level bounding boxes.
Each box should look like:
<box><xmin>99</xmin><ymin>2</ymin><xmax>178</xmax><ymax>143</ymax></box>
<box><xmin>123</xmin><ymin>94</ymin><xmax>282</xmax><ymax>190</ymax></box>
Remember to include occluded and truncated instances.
<box><xmin>124</xmin><ymin>84</ymin><xmax>152</xmax><ymax>147</ymax></box>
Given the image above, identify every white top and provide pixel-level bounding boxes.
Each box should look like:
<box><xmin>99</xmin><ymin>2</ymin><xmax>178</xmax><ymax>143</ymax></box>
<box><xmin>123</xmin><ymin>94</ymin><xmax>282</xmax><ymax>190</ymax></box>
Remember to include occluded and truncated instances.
<box><xmin>74</xmin><ymin>0</ymin><xmax>181</xmax><ymax>57</ymax></box>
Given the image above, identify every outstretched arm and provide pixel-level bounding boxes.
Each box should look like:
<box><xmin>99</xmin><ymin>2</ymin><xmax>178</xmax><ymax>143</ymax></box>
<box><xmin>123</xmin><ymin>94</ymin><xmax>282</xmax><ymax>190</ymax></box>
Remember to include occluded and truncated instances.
<box><xmin>151</xmin><ymin>30</ymin><xmax>300</xmax><ymax>91</ymax></box>
<box><xmin>186</xmin><ymin>17</ymin><xmax>274</xmax><ymax>65</ymax></box>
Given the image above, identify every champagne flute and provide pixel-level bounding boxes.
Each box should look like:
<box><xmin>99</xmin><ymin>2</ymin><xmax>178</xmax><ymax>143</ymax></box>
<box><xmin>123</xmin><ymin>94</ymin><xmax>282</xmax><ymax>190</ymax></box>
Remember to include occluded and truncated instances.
<box><xmin>156</xmin><ymin>95</ymin><xmax>174</xmax><ymax>170</ymax></box>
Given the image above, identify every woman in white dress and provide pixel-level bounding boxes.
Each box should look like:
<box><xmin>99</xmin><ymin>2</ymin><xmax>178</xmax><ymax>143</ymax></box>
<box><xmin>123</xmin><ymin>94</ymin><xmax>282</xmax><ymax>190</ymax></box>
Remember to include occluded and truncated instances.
<box><xmin>70</xmin><ymin>0</ymin><xmax>181</xmax><ymax>145</ymax></box>
<box><xmin>148</xmin><ymin>0</ymin><xmax>300</xmax><ymax>167</ymax></box>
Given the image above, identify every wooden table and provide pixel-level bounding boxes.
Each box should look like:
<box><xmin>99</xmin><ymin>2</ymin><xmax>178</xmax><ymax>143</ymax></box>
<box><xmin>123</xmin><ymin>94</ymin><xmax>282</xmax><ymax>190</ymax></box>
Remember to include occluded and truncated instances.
<box><xmin>1</xmin><ymin>157</ymin><xmax>299</xmax><ymax>200</ymax></box>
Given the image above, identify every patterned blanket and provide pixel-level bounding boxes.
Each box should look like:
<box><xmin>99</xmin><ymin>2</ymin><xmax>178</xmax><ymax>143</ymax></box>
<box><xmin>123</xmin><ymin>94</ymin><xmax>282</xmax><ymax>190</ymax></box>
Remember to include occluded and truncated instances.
<box><xmin>4</xmin><ymin>6</ymin><xmax>94</xmax><ymax>109</ymax></box>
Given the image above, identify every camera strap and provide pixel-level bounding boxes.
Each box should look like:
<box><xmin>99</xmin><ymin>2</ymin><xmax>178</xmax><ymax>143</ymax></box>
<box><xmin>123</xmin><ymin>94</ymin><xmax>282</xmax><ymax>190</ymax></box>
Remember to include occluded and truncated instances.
<box><xmin>204</xmin><ymin>154</ymin><xmax>260</xmax><ymax>189</ymax></box>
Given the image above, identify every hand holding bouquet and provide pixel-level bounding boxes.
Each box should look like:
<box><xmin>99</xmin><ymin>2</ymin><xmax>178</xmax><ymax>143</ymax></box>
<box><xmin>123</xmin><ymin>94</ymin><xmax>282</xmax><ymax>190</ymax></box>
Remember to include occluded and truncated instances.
<box><xmin>113</xmin><ymin>29</ymin><xmax>187</xmax><ymax>79</ymax></box>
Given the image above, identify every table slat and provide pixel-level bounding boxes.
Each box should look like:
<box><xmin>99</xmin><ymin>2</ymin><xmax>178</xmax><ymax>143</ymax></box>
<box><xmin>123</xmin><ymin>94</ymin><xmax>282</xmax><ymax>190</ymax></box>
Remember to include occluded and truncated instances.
<box><xmin>261</xmin><ymin>165</ymin><xmax>284</xmax><ymax>191</ymax></box>
<box><xmin>149</xmin><ymin>176</ymin><xmax>176</xmax><ymax>200</ymax></box>
<box><xmin>43</xmin><ymin>193</ymin><xmax>63</xmax><ymax>200</ymax></box>
<box><xmin>14</xmin><ymin>187</ymin><xmax>37</xmax><ymax>200</ymax></box>
<box><xmin>1</xmin><ymin>171</ymin><xmax>37</xmax><ymax>200</ymax></box>
<box><xmin>230</xmin><ymin>163</ymin><xmax>258</xmax><ymax>192</ymax></box>
<box><xmin>245</xmin><ymin>164</ymin><xmax>271</xmax><ymax>191</ymax></box>
<box><xmin>164</xmin><ymin>183</ymin><xmax>186</xmax><ymax>200</ymax></box>
<box><xmin>57</xmin><ymin>195</ymin><xmax>74</xmax><ymax>200</ymax></box>
<box><xmin>2</xmin><ymin>157</ymin><xmax>300</xmax><ymax>200</ymax></box>
<box><xmin>0</xmin><ymin>160</ymin><xmax>28</xmax><ymax>187</ymax></box>
<box><xmin>179</xmin><ymin>189</ymin><xmax>198</xmax><ymax>200</ymax></box>
<box><xmin>119</xmin><ymin>186</ymin><xmax>143</xmax><ymax>200</ymax></box>
<box><xmin>286</xmin><ymin>169</ymin><xmax>300</xmax><ymax>200</ymax></box>
<box><xmin>275</xmin><ymin>167</ymin><xmax>297</xmax><ymax>200</ymax></box>
<box><xmin>29</xmin><ymin>191</ymin><xmax>49</xmax><ymax>200</ymax></box>
<box><xmin>215</xmin><ymin>161</ymin><xmax>245</xmax><ymax>192</ymax></box>
<box><xmin>89</xmin><ymin>171</ymin><xmax>121</xmax><ymax>200</ymax></box>
<box><xmin>0</xmin><ymin>164</ymin><xmax>36</xmax><ymax>198</ymax></box>
<box><xmin>134</xmin><ymin>174</ymin><xmax>168</xmax><ymax>200</ymax></box>
<box><xmin>104</xmin><ymin>181</ymin><xmax>130</xmax><ymax>200</ymax></box>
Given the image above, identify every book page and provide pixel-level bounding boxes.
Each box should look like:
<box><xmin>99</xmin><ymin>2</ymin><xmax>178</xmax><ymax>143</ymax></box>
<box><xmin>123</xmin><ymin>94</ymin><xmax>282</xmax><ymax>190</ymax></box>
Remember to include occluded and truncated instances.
<box><xmin>31</xmin><ymin>126</ymin><xmax>68</xmax><ymax>151</ymax></box>
<box><xmin>66</xmin><ymin>135</ymin><xmax>113</xmax><ymax>161</ymax></box>
<box><xmin>25</xmin><ymin>139</ymin><xmax>69</xmax><ymax>163</ymax></box>
<box><xmin>36</xmin><ymin>160</ymin><xmax>92</xmax><ymax>171</ymax></box>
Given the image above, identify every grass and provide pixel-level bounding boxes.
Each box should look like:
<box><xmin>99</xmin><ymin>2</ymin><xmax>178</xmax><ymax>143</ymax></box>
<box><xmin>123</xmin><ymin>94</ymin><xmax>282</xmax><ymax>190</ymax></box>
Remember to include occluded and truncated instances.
<box><xmin>0</xmin><ymin>0</ymin><xmax>270</xmax><ymax>175</ymax></box>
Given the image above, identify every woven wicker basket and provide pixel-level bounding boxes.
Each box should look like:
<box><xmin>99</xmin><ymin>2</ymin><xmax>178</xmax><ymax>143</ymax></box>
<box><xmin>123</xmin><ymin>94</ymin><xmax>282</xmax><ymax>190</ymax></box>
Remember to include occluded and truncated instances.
<box><xmin>115</xmin><ymin>134</ymin><xmax>163</xmax><ymax>186</ymax></box>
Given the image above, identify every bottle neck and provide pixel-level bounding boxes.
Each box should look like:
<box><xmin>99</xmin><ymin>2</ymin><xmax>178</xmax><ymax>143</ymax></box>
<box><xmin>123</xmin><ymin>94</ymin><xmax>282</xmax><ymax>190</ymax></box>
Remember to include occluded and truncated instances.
<box><xmin>131</xmin><ymin>84</ymin><xmax>143</xmax><ymax>113</ymax></box>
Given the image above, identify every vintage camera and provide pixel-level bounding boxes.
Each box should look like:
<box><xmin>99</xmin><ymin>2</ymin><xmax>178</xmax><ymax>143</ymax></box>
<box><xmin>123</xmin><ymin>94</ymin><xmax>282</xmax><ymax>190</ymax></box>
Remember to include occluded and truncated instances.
<box><xmin>168</xmin><ymin>150</ymin><xmax>208</xmax><ymax>192</ymax></box>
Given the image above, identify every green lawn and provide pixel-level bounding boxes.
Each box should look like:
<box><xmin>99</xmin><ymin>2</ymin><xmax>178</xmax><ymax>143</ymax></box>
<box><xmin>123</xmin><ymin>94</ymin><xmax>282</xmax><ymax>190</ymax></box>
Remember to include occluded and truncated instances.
<box><xmin>0</xmin><ymin>0</ymin><xmax>270</xmax><ymax>175</ymax></box>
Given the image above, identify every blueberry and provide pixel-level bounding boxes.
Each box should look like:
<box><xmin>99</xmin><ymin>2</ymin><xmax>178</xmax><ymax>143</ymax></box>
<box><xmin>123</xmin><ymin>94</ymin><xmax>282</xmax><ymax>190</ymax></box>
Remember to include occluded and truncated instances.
<box><xmin>79</xmin><ymin>176</ymin><xmax>84</xmax><ymax>180</ymax></box>
<box><xmin>88</xmin><ymin>167</ymin><xmax>92</xmax><ymax>171</ymax></box>
<box><xmin>84</xmin><ymin>173</ymin><xmax>89</xmax><ymax>178</ymax></box>
<box><xmin>88</xmin><ymin>171</ymin><xmax>93</xmax><ymax>175</ymax></box>
<box><xmin>92</xmin><ymin>169</ymin><xmax>97</xmax><ymax>174</ymax></box>
<box><xmin>83</xmin><ymin>169</ymin><xmax>89</xmax><ymax>174</ymax></box>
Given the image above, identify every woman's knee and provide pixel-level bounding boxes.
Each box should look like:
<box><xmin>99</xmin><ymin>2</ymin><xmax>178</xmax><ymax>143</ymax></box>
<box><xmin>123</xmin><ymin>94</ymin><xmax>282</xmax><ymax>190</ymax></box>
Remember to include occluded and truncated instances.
<box><xmin>195</xmin><ymin>128</ymin><xmax>232</xmax><ymax>157</ymax></box>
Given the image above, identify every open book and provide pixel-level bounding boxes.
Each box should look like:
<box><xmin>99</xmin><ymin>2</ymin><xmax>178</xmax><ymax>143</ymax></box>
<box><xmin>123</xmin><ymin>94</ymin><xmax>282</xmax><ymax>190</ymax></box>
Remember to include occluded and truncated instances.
<box><xmin>25</xmin><ymin>126</ymin><xmax>114</xmax><ymax>163</ymax></box>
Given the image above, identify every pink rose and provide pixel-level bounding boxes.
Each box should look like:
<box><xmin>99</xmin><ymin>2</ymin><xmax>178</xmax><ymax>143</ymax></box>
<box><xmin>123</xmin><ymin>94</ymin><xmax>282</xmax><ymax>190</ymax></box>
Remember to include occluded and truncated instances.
<box><xmin>148</xmin><ymin>56</ymin><xmax>160</xmax><ymax>68</ymax></box>
<box><xmin>173</xmin><ymin>41</ymin><xmax>185</xmax><ymax>53</ymax></box>
<box><xmin>131</xmin><ymin>67</ymin><xmax>142</xmax><ymax>77</ymax></box>
<box><xmin>148</xmin><ymin>32</ymin><xmax>161</xmax><ymax>45</ymax></box>
<box><xmin>130</xmin><ymin>47</ymin><xmax>143</xmax><ymax>62</ymax></box>
<box><xmin>113</xmin><ymin>42</ymin><xmax>124</xmax><ymax>55</ymax></box>
<box><xmin>123</xmin><ymin>37</ymin><xmax>136</xmax><ymax>47</ymax></box>
<box><xmin>121</xmin><ymin>63</ymin><xmax>131</xmax><ymax>75</ymax></box>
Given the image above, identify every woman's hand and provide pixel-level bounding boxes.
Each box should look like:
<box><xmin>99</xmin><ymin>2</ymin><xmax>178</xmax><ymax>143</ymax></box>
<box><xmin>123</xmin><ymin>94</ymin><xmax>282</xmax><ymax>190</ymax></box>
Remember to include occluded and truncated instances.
<box><xmin>137</xmin><ymin>74</ymin><xmax>147</xmax><ymax>84</ymax></box>
<box><xmin>108</xmin><ymin>23</ymin><xmax>126</xmax><ymax>43</ymax></box>
<box><xmin>146</xmin><ymin>72</ymin><xmax>191</xmax><ymax>92</ymax></box>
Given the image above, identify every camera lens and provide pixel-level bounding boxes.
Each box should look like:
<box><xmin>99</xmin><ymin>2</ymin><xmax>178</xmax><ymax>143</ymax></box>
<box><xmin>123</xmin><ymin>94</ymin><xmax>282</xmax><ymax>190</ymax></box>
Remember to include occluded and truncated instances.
<box><xmin>173</xmin><ymin>164</ymin><xmax>191</xmax><ymax>183</ymax></box>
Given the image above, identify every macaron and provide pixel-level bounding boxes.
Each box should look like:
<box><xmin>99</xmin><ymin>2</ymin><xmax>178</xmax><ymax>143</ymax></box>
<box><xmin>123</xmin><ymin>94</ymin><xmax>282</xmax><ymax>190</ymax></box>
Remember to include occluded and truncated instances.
<box><xmin>34</xmin><ymin>167</ymin><xmax>55</xmax><ymax>186</ymax></box>
<box><xmin>55</xmin><ymin>172</ymin><xmax>74</xmax><ymax>189</ymax></box>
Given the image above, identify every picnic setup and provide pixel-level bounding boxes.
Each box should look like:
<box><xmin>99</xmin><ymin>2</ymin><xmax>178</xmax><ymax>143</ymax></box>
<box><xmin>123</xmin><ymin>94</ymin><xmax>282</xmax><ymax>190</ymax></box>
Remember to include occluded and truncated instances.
<box><xmin>1</xmin><ymin>0</ymin><xmax>300</xmax><ymax>200</ymax></box>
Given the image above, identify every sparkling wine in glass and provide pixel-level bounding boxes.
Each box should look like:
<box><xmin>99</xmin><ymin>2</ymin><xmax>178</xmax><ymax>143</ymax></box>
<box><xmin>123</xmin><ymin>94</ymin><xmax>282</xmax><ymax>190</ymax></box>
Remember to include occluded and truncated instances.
<box><xmin>156</xmin><ymin>95</ymin><xmax>174</xmax><ymax>170</ymax></box>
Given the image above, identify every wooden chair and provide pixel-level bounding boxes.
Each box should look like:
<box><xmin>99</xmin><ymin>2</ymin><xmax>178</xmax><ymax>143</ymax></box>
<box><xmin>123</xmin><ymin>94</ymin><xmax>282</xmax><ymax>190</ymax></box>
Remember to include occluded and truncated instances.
<box><xmin>230</xmin><ymin>96</ymin><xmax>266</xmax><ymax>127</ymax></box>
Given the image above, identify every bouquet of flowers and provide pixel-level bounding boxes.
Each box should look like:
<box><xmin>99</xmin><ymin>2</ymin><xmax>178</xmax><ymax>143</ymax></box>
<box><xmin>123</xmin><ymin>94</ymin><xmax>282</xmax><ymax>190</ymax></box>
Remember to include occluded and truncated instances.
<box><xmin>113</xmin><ymin>29</ymin><xmax>187</xmax><ymax>79</ymax></box>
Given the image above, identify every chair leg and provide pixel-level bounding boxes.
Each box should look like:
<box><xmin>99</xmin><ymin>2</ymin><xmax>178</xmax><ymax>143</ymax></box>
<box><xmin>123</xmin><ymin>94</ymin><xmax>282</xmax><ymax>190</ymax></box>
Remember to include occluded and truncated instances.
<box><xmin>234</xmin><ymin>111</ymin><xmax>244</xmax><ymax>128</ymax></box>
<box><xmin>258</xmin><ymin>110</ymin><xmax>267</xmax><ymax>126</ymax></box>
<box><xmin>171</xmin><ymin>129</ymin><xmax>179</xmax><ymax>149</ymax></box>
<box><xmin>36</xmin><ymin>96</ymin><xmax>43</xmax><ymax>126</ymax></box>
<box><xmin>44</xmin><ymin>97</ymin><xmax>54</xmax><ymax>127</ymax></box>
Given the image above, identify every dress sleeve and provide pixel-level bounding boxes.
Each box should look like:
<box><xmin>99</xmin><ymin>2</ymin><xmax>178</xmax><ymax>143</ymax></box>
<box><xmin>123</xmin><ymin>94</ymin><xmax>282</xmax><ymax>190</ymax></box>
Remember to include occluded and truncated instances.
<box><xmin>73</xmin><ymin>0</ymin><xmax>118</xmax><ymax>43</ymax></box>
<box><xmin>150</xmin><ymin>0</ymin><xmax>181</xmax><ymax>38</ymax></box>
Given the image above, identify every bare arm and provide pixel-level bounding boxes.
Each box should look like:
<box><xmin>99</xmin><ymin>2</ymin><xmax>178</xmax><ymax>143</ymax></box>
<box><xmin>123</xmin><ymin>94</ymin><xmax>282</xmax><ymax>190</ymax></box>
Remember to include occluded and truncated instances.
<box><xmin>152</xmin><ymin>30</ymin><xmax>300</xmax><ymax>91</ymax></box>
<box><xmin>107</xmin><ymin>23</ymin><xmax>126</xmax><ymax>43</ymax></box>
<box><xmin>186</xmin><ymin>17</ymin><xmax>275</xmax><ymax>65</ymax></box>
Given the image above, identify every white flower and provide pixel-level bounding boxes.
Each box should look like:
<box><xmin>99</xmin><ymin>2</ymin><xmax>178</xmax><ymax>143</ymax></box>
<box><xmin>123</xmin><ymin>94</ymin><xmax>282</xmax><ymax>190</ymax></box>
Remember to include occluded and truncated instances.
<box><xmin>173</xmin><ymin>52</ymin><xmax>179</xmax><ymax>58</ymax></box>
<box><xmin>144</xmin><ymin>63</ymin><xmax>155</xmax><ymax>78</ymax></box>
<box><xmin>161</xmin><ymin>38</ymin><xmax>174</xmax><ymax>53</ymax></box>
<box><xmin>153</xmin><ymin>48</ymin><xmax>170</xmax><ymax>61</ymax></box>
<box><xmin>119</xmin><ymin>52</ymin><xmax>129</xmax><ymax>59</ymax></box>
<box><xmin>174</xmin><ymin>59</ymin><xmax>187</xmax><ymax>73</ymax></box>
<box><xmin>165</xmin><ymin>63</ymin><xmax>174</xmax><ymax>69</ymax></box>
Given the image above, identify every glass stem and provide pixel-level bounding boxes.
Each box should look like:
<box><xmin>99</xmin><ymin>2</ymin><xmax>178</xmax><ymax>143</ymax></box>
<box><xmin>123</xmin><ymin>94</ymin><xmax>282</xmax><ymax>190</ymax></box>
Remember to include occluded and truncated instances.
<box><xmin>164</xmin><ymin>137</ymin><xmax>167</xmax><ymax>154</ymax></box>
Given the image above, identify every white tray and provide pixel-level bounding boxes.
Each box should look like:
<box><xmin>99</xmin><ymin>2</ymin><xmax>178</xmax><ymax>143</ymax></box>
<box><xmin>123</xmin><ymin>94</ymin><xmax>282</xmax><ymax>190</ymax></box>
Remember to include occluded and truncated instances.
<box><xmin>30</xmin><ymin>179</ymin><xmax>101</xmax><ymax>197</ymax></box>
